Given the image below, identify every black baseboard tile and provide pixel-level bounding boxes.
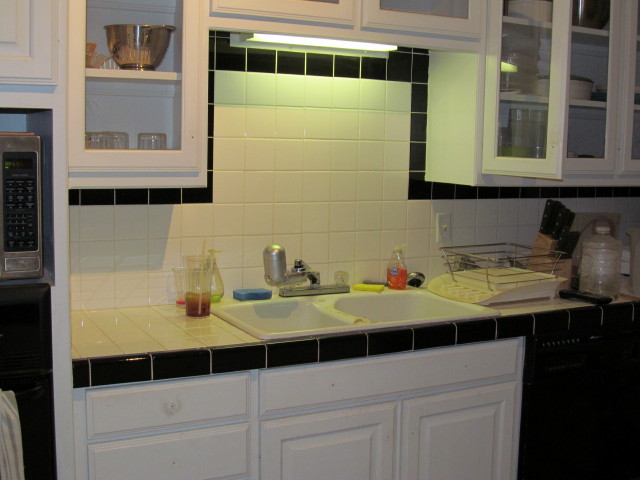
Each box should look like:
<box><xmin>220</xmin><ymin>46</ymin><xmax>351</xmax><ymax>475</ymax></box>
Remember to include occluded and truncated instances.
<box><xmin>72</xmin><ymin>359</ymin><xmax>90</xmax><ymax>388</ymax></box>
<box><xmin>89</xmin><ymin>354</ymin><xmax>152</xmax><ymax>386</ymax></box>
<box><xmin>496</xmin><ymin>314</ymin><xmax>534</xmax><ymax>339</ymax></box>
<box><xmin>151</xmin><ymin>349</ymin><xmax>211</xmax><ymax>380</ymax></box>
<box><xmin>266</xmin><ymin>339</ymin><xmax>318</xmax><ymax>368</ymax></box>
<box><xmin>532</xmin><ymin>310</ymin><xmax>570</xmax><ymax>334</ymax></box>
<box><xmin>211</xmin><ymin>344</ymin><xmax>266</xmax><ymax>373</ymax></box>
<box><xmin>367</xmin><ymin>328</ymin><xmax>413</xmax><ymax>355</ymax></box>
<box><xmin>319</xmin><ymin>333</ymin><xmax>368</xmax><ymax>362</ymax></box>
<box><xmin>568</xmin><ymin>306</ymin><xmax>602</xmax><ymax>331</ymax></box>
<box><xmin>413</xmin><ymin>322</ymin><xmax>456</xmax><ymax>349</ymax></box>
<box><xmin>455</xmin><ymin>318</ymin><xmax>497</xmax><ymax>344</ymax></box>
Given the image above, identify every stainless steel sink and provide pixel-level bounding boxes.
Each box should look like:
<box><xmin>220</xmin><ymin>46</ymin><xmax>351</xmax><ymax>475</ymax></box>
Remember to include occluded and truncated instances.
<box><xmin>211</xmin><ymin>289</ymin><xmax>499</xmax><ymax>340</ymax></box>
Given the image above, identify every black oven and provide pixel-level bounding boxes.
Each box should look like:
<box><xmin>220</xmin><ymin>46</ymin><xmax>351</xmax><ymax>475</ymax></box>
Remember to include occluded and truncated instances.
<box><xmin>0</xmin><ymin>283</ymin><xmax>55</xmax><ymax>479</ymax></box>
<box><xmin>518</xmin><ymin>327</ymin><xmax>640</xmax><ymax>480</ymax></box>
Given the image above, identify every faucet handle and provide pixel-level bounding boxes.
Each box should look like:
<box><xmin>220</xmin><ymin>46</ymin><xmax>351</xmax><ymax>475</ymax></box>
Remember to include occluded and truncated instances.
<box><xmin>407</xmin><ymin>272</ymin><xmax>426</xmax><ymax>287</ymax></box>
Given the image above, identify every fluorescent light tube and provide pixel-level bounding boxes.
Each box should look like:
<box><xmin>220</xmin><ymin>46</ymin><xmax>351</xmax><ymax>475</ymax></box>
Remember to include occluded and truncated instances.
<box><xmin>247</xmin><ymin>33</ymin><xmax>397</xmax><ymax>52</ymax></box>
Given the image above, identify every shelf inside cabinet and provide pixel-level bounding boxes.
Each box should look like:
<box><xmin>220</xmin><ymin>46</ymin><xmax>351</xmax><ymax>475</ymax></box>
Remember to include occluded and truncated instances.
<box><xmin>571</xmin><ymin>25</ymin><xmax>610</xmax><ymax>46</ymax></box>
<box><xmin>500</xmin><ymin>92</ymin><xmax>546</xmax><ymax>104</ymax></box>
<box><xmin>86</xmin><ymin>68</ymin><xmax>181</xmax><ymax>82</ymax></box>
<box><xmin>503</xmin><ymin>16</ymin><xmax>551</xmax><ymax>30</ymax></box>
<box><xmin>569</xmin><ymin>98</ymin><xmax>606</xmax><ymax>109</ymax></box>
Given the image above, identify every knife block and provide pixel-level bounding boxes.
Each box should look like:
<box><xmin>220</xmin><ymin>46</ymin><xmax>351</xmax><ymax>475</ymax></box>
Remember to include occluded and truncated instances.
<box><xmin>530</xmin><ymin>232</ymin><xmax>570</xmax><ymax>289</ymax></box>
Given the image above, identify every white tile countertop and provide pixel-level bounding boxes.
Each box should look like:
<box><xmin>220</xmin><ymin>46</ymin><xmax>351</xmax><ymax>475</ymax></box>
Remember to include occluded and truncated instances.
<box><xmin>71</xmin><ymin>292</ymin><xmax>637</xmax><ymax>360</ymax></box>
<box><xmin>71</xmin><ymin>305</ymin><xmax>259</xmax><ymax>359</ymax></box>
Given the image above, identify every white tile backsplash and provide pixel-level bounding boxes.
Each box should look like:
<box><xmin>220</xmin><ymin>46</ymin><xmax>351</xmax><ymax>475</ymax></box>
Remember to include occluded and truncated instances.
<box><xmin>71</xmin><ymin>70</ymin><xmax>638</xmax><ymax>310</ymax></box>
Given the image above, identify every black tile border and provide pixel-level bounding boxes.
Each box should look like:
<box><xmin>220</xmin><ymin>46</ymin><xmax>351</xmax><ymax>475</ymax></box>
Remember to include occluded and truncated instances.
<box><xmin>68</xmin><ymin>30</ymin><xmax>640</xmax><ymax>206</ymax></box>
<box><xmin>73</xmin><ymin>300</ymin><xmax>640</xmax><ymax>387</ymax></box>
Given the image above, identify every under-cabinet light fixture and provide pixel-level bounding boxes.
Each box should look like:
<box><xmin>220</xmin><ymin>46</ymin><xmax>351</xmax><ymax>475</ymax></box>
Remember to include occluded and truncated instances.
<box><xmin>248</xmin><ymin>34</ymin><xmax>397</xmax><ymax>52</ymax></box>
<box><xmin>231</xmin><ymin>33</ymin><xmax>397</xmax><ymax>57</ymax></box>
<box><xmin>501</xmin><ymin>61</ymin><xmax>518</xmax><ymax>73</ymax></box>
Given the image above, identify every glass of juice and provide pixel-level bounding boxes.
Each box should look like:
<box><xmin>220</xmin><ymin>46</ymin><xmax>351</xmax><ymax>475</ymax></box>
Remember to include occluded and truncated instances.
<box><xmin>183</xmin><ymin>255</ymin><xmax>212</xmax><ymax>318</ymax></box>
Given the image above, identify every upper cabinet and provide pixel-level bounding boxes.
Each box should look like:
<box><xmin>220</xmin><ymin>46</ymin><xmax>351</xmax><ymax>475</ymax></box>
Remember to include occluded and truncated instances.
<box><xmin>210</xmin><ymin>0</ymin><xmax>357</xmax><ymax>26</ymax></box>
<box><xmin>483</xmin><ymin>0</ymin><xmax>621</xmax><ymax>180</ymax></box>
<box><xmin>620</xmin><ymin>0</ymin><xmax>640</xmax><ymax>175</ymax></box>
<box><xmin>428</xmin><ymin>0</ymin><xmax>640</xmax><ymax>186</ymax></box>
<box><xmin>67</xmin><ymin>0</ymin><xmax>208</xmax><ymax>189</ymax></box>
<box><xmin>361</xmin><ymin>0</ymin><xmax>483</xmax><ymax>39</ymax></box>
<box><xmin>208</xmin><ymin>0</ymin><xmax>485</xmax><ymax>52</ymax></box>
<box><xmin>0</xmin><ymin>0</ymin><xmax>57</xmax><ymax>85</ymax></box>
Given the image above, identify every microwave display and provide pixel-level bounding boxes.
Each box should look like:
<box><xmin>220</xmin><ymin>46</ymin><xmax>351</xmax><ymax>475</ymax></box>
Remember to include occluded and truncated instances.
<box><xmin>0</xmin><ymin>135</ymin><xmax>42</xmax><ymax>280</ymax></box>
<box><xmin>4</xmin><ymin>158</ymin><xmax>34</xmax><ymax>170</ymax></box>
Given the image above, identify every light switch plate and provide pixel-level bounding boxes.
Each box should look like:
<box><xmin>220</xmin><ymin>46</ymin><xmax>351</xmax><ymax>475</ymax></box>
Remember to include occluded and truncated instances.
<box><xmin>436</xmin><ymin>213</ymin><xmax>452</xmax><ymax>243</ymax></box>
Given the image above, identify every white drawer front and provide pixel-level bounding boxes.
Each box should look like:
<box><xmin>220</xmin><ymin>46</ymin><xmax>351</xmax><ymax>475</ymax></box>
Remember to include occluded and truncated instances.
<box><xmin>88</xmin><ymin>423</ymin><xmax>250</xmax><ymax>480</ymax></box>
<box><xmin>87</xmin><ymin>374</ymin><xmax>250</xmax><ymax>437</ymax></box>
<box><xmin>261</xmin><ymin>339</ymin><xmax>521</xmax><ymax>414</ymax></box>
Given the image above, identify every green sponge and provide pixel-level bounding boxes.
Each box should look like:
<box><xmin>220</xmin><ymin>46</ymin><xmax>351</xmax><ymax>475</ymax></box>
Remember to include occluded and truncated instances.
<box><xmin>233</xmin><ymin>288</ymin><xmax>272</xmax><ymax>301</ymax></box>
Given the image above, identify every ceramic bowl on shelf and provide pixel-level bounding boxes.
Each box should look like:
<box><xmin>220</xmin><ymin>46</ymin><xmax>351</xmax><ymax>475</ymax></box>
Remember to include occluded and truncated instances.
<box><xmin>104</xmin><ymin>24</ymin><xmax>176</xmax><ymax>71</ymax></box>
<box><xmin>572</xmin><ymin>0</ymin><xmax>610</xmax><ymax>29</ymax></box>
<box><xmin>535</xmin><ymin>76</ymin><xmax>594</xmax><ymax>99</ymax></box>
<box><xmin>569</xmin><ymin>77</ymin><xmax>594</xmax><ymax>100</ymax></box>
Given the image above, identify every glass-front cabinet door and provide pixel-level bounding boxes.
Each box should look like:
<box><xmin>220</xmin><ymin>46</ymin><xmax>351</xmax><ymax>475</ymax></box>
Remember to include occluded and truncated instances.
<box><xmin>620</xmin><ymin>0</ymin><xmax>640</xmax><ymax>174</ymax></box>
<box><xmin>563</xmin><ymin>1</ymin><xmax>617</xmax><ymax>174</ymax></box>
<box><xmin>361</xmin><ymin>0</ymin><xmax>483</xmax><ymax>39</ymax></box>
<box><xmin>68</xmin><ymin>0</ymin><xmax>207</xmax><ymax>188</ymax></box>
<box><xmin>483</xmin><ymin>0</ymin><xmax>617</xmax><ymax>179</ymax></box>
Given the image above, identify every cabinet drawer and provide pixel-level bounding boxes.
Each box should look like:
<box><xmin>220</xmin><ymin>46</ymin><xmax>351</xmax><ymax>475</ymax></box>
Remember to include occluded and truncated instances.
<box><xmin>260</xmin><ymin>339</ymin><xmax>521</xmax><ymax>414</ymax></box>
<box><xmin>88</xmin><ymin>423</ymin><xmax>250</xmax><ymax>480</ymax></box>
<box><xmin>86</xmin><ymin>374</ymin><xmax>250</xmax><ymax>437</ymax></box>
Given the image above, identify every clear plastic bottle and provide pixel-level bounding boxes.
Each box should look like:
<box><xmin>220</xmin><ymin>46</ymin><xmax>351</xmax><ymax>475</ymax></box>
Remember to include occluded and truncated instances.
<box><xmin>386</xmin><ymin>244</ymin><xmax>408</xmax><ymax>290</ymax></box>
<box><xmin>208</xmin><ymin>250</ymin><xmax>225</xmax><ymax>303</ymax></box>
<box><xmin>579</xmin><ymin>225</ymin><xmax>622</xmax><ymax>297</ymax></box>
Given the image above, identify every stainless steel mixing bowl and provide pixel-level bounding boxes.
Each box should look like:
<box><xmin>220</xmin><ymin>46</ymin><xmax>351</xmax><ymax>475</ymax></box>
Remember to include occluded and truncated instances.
<box><xmin>104</xmin><ymin>24</ymin><xmax>176</xmax><ymax>71</ymax></box>
<box><xmin>572</xmin><ymin>0</ymin><xmax>610</xmax><ymax>29</ymax></box>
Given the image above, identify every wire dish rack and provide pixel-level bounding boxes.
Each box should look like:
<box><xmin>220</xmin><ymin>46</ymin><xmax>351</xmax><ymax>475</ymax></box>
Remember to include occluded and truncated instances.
<box><xmin>428</xmin><ymin>243</ymin><xmax>566</xmax><ymax>305</ymax></box>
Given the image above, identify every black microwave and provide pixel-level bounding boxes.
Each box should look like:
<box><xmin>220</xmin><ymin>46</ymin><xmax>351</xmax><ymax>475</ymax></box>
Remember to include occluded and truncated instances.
<box><xmin>0</xmin><ymin>134</ymin><xmax>42</xmax><ymax>280</ymax></box>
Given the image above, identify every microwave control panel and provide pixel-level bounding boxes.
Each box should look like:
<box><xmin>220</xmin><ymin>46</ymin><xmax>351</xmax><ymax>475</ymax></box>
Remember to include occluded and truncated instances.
<box><xmin>0</xmin><ymin>135</ymin><xmax>42</xmax><ymax>280</ymax></box>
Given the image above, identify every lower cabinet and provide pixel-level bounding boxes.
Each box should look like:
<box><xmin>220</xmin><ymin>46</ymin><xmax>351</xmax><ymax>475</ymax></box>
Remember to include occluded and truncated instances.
<box><xmin>87</xmin><ymin>424</ymin><xmax>250</xmax><ymax>480</ymax></box>
<box><xmin>260</xmin><ymin>402</ymin><xmax>397</xmax><ymax>480</ymax></box>
<box><xmin>73</xmin><ymin>373</ymin><xmax>253</xmax><ymax>480</ymax></box>
<box><xmin>73</xmin><ymin>339</ymin><xmax>523</xmax><ymax>480</ymax></box>
<box><xmin>400</xmin><ymin>383</ymin><xmax>518</xmax><ymax>480</ymax></box>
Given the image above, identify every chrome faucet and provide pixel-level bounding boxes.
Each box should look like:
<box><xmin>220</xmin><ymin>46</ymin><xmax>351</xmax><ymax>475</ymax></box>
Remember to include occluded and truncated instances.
<box><xmin>263</xmin><ymin>244</ymin><xmax>349</xmax><ymax>297</ymax></box>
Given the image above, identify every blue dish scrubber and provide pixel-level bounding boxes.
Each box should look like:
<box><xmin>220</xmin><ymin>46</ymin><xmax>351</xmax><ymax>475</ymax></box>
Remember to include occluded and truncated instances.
<box><xmin>233</xmin><ymin>288</ymin><xmax>273</xmax><ymax>301</ymax></box>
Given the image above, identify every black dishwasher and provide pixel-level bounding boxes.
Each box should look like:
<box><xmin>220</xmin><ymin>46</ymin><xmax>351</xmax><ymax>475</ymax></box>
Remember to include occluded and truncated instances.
<box><xmin>518</xmin><ymin>327</ymin><xmax>640</xmax><ymax>480</ymax></box>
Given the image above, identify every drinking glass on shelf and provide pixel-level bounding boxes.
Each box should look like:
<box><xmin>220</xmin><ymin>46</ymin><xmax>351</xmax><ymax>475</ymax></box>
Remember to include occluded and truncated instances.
<box><xmin>137</xmin><ymin>132</ymin><xmax>167</xmax><ymax>150</ymax></box>
<box><xmin>85</xmin><ymin>132</ymin><xmax>107</xmax><ymax>149</ymax></box>
<box><xmin>106</xmin><ymin>131</ymin><xmax>129</xmax><ymax>149</ymax></box>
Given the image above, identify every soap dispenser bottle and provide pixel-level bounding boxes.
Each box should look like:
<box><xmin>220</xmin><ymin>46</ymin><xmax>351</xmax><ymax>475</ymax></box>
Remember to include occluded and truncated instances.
<box><xmin>209</xmin><ymin>249</ymin><xmax>225</xmax><ymax>303</ymax></box>
<box><xmin>387</xmin><ymin>244</ymin><xmax>408</xmax><ymax>290</ymax></box>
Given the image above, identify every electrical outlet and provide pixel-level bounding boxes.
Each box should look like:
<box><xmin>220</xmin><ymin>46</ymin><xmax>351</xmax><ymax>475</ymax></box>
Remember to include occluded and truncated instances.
<box><xmin>436</xmin><ymin>213</ymin><xmax>452</xmax><ymax>243</ymax></box>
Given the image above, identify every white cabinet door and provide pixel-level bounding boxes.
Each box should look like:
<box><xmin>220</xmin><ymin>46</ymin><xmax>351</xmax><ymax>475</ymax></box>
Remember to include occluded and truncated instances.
<box><xmin>210</xmin><ymin>0</ymin><xmax>357</xmax><ymax>25</ymax></box>
<box><xmin>261</xmin><ymin>402</ymin><xmax>396</xmax><ymax>480</ymax></box>
<box><xmin>619</xmin><ymin>0</ymin><xmax>640</xmax><ymax>174</ymax></box>
<box><xmin>482</xmin><ymin>0</ymin><xmax>572</xmax><ymax>180</ymax></box>
<box><xmin>0</xmin><ymin>0</ymin><xmax>57</xmax><ymax>84</ymax></box>
<box><xmin>361</xmin><ymin>0</ymin><xmax>483</xmax><ymax>39</ymax></box>
<box><xmin>400</xmin><ymin>382</ymin><xmax>519</xmax><ymax>480</ymax></box>
<box><xmin>67</xmin><ymin>0</ymin><xmax>208</xmax><ymax>188</ymax></box>
<box><xmin>88</xmin><ymin>423</ymin><xmax>251</xmax><ymax>480</ymax></box>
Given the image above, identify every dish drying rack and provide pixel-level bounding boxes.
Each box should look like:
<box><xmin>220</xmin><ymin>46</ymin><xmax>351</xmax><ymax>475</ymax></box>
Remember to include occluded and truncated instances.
<box><xmin>428</xmin><ymin>243</ymin><xmax>566</xmax><ymax>305</ymax></box>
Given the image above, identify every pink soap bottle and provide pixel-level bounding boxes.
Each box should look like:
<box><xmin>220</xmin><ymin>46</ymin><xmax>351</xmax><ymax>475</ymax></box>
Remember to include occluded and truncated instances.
<box><xmin>386</xmin><ymin>245</ymin><xmax>408</xmax><ymax>290</ymax></box>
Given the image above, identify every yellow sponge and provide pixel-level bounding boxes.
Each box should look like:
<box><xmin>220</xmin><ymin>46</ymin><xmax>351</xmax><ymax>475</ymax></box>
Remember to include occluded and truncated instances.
<box><xmin>352</xmin><ymin>283</ymin><xmax>385</xmax><ymax>293</ymax></box>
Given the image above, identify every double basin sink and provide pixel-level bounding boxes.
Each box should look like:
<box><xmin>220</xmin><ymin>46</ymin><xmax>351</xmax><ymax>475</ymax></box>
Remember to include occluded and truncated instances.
<box><xmin>211</xmin><ymin>288</ymin><xmax>499</xmax><ymax>340</ymax></box>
